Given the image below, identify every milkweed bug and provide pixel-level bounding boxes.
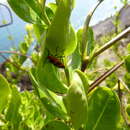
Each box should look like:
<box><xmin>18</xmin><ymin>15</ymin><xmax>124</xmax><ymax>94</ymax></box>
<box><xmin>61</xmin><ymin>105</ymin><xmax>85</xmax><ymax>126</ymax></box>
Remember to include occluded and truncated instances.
<box><xmin>47</xmin><ymin>55</ymin><xmax>65</xmax><ymax>69</ymax></box>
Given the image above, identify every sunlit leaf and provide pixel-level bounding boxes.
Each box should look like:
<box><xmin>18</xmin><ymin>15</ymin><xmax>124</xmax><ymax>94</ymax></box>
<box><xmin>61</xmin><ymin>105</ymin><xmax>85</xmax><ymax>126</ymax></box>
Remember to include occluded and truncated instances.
<box><xmin>8</xmin><ymin>0</ymin><xmax>38</xmax><ymax>23</ymax></box>
<box><xmin>63</xmin><ymin>73</ymin><xmax>88</xmax><ymax>129</ymax></box>
<box><xmin>125</xmin><ymin>55</ymin><xmax>130</xmax><ymax>73</ymax></box>
<box><xmin>6</xmin><ymin>86</ymin><xmax>22</xmax><ymax>129</ymax></box>
<box><xmin>86</xmin><ymin>87</ymin><xmax>121</xmax><ymax>130</ymax></box>
<box><xmin>87</xmin><ymin>27</ymin><xmax>95</xmax><ymax>56</ymax></box>
<box><xmin>0</xmin><ymin>74</ymin><xmax>11</xmax><ymax>113</ymax></box>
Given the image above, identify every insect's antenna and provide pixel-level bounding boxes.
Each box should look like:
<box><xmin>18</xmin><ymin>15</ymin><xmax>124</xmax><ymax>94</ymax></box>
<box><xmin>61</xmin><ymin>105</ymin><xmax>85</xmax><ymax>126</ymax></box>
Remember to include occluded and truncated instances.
<box><xmin>0</xmin><ymin>3</ymin><xmax>13</xmax><ymax>28</ymax></box>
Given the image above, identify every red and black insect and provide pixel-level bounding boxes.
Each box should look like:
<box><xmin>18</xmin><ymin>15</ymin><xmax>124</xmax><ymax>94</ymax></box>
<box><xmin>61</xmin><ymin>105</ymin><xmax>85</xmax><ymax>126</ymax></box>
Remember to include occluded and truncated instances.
<box><xmin>47</xmin><ymin>55</ymin><xmax>65</xmax><ymax>69</ymax></box>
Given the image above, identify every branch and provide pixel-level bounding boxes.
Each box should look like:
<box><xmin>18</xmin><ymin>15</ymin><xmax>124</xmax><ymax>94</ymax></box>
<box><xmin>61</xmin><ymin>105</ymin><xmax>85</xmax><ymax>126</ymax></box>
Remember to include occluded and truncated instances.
<box><xmin>88</xmin><ymin>60</ymin><xmax>124</xmax><ymax>93</ymax></box>
<box><xmin>0</xmin><ymin>50</ymin><xmax>31</xmax><ymax>59</ymax></box>
<box><xmin>0</xmin><ymin>54</ymin><xmax>28</xmax><ymax>72</ymax></box>
<box><xmin>81</xmin><ymin>1</ymin><xmax>103</xmax><ymax>72</ymax></box>
<box><xmin>93</xmin><ymin>27</ymin><xmax>130</xmax><ymax>58</ymax></box>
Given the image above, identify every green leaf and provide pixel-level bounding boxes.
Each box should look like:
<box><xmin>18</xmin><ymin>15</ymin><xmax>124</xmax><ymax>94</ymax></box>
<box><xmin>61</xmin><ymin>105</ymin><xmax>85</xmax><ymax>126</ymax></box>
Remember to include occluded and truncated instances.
<box><xmin>47</xmin><ymin>3</ymin><xmax>57</xmax><ymax>14</ymax></box>
<box><xmin>45</xmin><ymin>0</ymin><xmax>77</xmax><ymax>56</ymax></box>
<box><xmin>0</xmin><ymin>74</ymin><xmax>11</xmax><ymax>113</ymax></box>
<box><xmin>86</xmin><ymin>87</ymin><xmax>121</xmax><ymax>130</ymax></box>
<box><xmin>63</xmin><ymin>73</ymin><xmax>88</xmax><ymax>130</ymax></box>
<box><xmin>6</xmin><ymin>86</ymin><xmax>22</xmax><ymax>129</ymax></box>
<box><xmin>75</xmin><ymin>69</ymin><xmax>89</xmax><ymax>95</ymax></box>
<box><xmin>71</xmin><ymin>29</ymin><xmax>82</xmax><ymax>69</ymax></box>
<box><xmin>41</xmin><ymin>97</ymin><xmax>67</xmax><ymax>120</ymax></box>
<box><xmin>125</xmin><ymin>55</ymin><xmax>130</xmax><ymax>73</ymax></box>
<box><xmin>29</xmin><ymin>69</ymin><xmax>67</xmax><ymax>120</ymax></box>
<box><xmin>36</xmin><ymin>58</ymin><xmax>68</xmax><ymax>94</ymax></box>
<box><xmin>42</xmin><ymin>120</ymin><xmax>70</xmax><ymax>130</ymax></box>
<box><xmin>8</xmin><ymin>0</ymin><xmax>38</xmax><ymax>23</ymax></box>
<box><xmin>25</xmin><ymin>0</ymin><xmax>50</xmax><ymax>25</ymax></box>
<box><xmin>87</xmin><ymin>27</ymin><xmax>94</xmax><ymax>56</ymax></box>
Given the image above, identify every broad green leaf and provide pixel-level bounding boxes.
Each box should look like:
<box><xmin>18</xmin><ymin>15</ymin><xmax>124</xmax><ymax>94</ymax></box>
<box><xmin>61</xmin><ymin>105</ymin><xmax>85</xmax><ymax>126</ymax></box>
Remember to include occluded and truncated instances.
<box><xmin>71</xmin><ymin>29</ymin><xmax>82</xmax><ymax>69</ymax></box>
<box><xmin>8</xmin><ymin>0</ymin><xmax>38</xmax><ymax>23</ymax></box>
<box><xmin>42</xmin><ymin>120</ymin><xmax>70</xmax><ymax>130</ymax></box>
<box><xmin>86</xmin><ymin>87</ymin><xmax>121</xmax><ymax>130</ymax></box>
<box><xmin>25</xmin><ymin>0</ymin><xmax>50</xmax><ymax>25</ymax></box>
<box><xmin>125</xmin><ymin>55</ymin><xmax>130</xmax><ymax>73</ymax></box>
<box><xmin>45</xmin><ymin>6</ymin><xmax>55</xmax><ymax>22</ymax></box>
<box><xmin>29</xmin><ymin>69</ymin><xmax>67</xmax><ymax>120</ymax></box>
<box><xmin>75</xmin><ymin>69</ymin><xmax>89</xmax><ymax>95</ymax></box>
<box><xmin>45</xmin><ymin>0</ymin><xmax>77</xmax><ymax>56</ymax></box>
<box><xmin>63</xmin><ymin>73</ymin><xmax>88</xmax><ymax>130</ymax></box>
<box><xmin>6</xmin><ymin>86</ymin><xmax>22</xmax><ymax>129</ymax></box>
<box><xmin>0</xmin><ymin>74</ymin><xmax>11</xmax><ymax>113</ymax></box>
<box><xmin>87</xmin><ymin>27</ymin><xmax>94</xmax><ymax>56</ymax></box>
<box><xmin>36</xmin><ymin>58</ymin><xmax>68</xmax><ymax>94</ymax></box>
<box><xmin>41</xmin><ymin>97</ymin><xmax>67</xmax><ymax>119</ymax></box>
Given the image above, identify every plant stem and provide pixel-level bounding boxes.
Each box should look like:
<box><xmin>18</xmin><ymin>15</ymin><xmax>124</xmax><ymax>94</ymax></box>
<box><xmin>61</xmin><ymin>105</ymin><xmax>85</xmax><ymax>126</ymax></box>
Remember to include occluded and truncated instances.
<box><xmin>81</xmin><ymin>1</ymin><xmax>102</xmax><ymax>72</ymax></box>
<box><xmin>118</xmin><ymin>79</ymin><xmax>122</xmax><ymax>101</ymax></box>
<box><xmin>0</xmin><ymin>54</ymin><xmax>28</xmax><ymax>72</ymax></box>
<box><xmin>88</xmin><ymin>60</ymin><xmax>124</xmax><ymax>93</ymax></box>
<box><xmin>93</xmin><ymin>27</ymin><xmax>130</xmax><ymax>58</ymax></box>
<box><xmin>84</xmin><ymin>27</ymin><xmax>130</xmax><ymax>69</ymax></box>
<box><xmin>0</xmin><ymin>50</ymin><xmax>31</xmax><ymax>59</ymax></box>
<box><xmin>64</xmin><ymin>68</ymin><xmax>70</xmax><ymax>86</ymax></box>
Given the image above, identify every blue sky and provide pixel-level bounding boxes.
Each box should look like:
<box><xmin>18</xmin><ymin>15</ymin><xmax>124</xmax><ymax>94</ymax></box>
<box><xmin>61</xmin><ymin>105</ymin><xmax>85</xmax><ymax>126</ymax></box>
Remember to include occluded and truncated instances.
<box><xmin>0</xmin><ymin>0</ymin><xmax>125</xmax><ymax>52</ymax></box>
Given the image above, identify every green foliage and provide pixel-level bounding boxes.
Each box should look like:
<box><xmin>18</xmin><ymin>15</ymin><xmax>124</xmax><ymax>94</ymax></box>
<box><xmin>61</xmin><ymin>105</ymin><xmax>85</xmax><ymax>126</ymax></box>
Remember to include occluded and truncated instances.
<box><xmin>7</xmin><ymin>0</ymin><xmax>38</xmax><ymax>23</ymax></box>
<box><xmin>126</xmin><ymin>104</ymin><xmax>130</xmax><ymax>116</ymax></box>
<box><xmin>63</xmin><ymin>72</ymin><xmax>88</xmax><ymax>130</ymax></box>
<box><xmin>124</xmin><ymin>73</ymin><xmax>130</xmax><ymax>89</ymax></box>
<box><xmin>86</xmin><ymin>27</ymin><xmax>95</xmax><ymax>56</ymax></box>
<box><xmin>45</xmin><ymin>0</ymin><xmax>77</xmax><ymax>57</ymax></box>
<box><xmin>86</xmin><ymin>87</ymin><xmax>121</xmax><ymax>130</ymax></box>
<box><xmin>6</xmin><ymin>86</ymin><xmax>22</xmax><ymax>130</ymax></box>
<box><xmin>42</xmin><ymin>120</ymin><xmax>70</xmax><ymax>130</ymax></box>
<box><xmin>2</xmin><ymin>0</ymin><xmax>130</xmax><ymax>129</ymax></box>
<box><xmin>125</xmin><ymin>55</ymin><xmax>130</xmax><ymax>73</ymax></box>
<box><xmin>106</xmin><ymin>73</ymin><xmax>118</xmax><ymax>88</ymax></box>
<box><xmin>36</xmin><ymin>59</ymin><xmax>68</xmax><ymax>94</ymax></box>
<box><xmin>0</xmin><ymin>74</ymin><xmax>11</xmax><ymax>113</ymax></box>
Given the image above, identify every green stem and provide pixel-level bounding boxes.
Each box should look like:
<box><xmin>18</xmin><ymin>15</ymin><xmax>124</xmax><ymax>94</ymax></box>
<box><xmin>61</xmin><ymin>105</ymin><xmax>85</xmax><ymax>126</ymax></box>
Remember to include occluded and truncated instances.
<box><xmin>93</xmin><ymin>27</ymin><xmax>130</xmax><ymax>58</ymax></box>
<box><xmin>81</xmin><ymin>1</ymin><xmax>103</xmax><ymax>71</ymax></box>
<box><xmin>85</xmin><ymin>27</ymin><xmax>130</xmax><ymax>69</ymax></box>
<box><xmin>64</xmin><ymin>68</ymin><xmax>70</xmax><ymax>86</ymax></box>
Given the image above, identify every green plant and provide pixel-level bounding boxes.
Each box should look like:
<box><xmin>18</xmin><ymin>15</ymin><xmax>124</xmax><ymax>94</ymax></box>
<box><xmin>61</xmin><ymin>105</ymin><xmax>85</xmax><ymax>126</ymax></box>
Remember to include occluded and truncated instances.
<box><xmin>1</xmin><ymin>0</ymin><xmax>130</xmax><ymax>129</ymax></box>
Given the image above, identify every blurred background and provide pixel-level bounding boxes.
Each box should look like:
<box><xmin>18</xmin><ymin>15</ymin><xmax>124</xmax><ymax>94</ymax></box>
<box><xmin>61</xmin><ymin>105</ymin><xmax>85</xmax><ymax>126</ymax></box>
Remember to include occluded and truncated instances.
<box><xmin>0</xmin><ymin>0</ymin><xmax>126</xmax><ymax>54</ymax></box>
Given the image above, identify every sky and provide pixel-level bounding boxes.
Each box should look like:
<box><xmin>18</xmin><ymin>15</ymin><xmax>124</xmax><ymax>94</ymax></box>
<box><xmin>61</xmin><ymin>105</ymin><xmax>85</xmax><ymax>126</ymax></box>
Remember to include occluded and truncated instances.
<box><xmin>1</xmin><ymin>0</ymin><xmax>6</xmax><ymax>3</ymax></box>
<box><xmin>0</xmin><ymin>0</ymin><xmax>126</xmax><ymax>52</ymax></box>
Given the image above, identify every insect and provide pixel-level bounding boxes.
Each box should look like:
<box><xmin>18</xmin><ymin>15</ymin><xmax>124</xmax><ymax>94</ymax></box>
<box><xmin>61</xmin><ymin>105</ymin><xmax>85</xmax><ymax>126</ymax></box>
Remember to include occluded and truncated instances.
<box><xmin>47</xmin><ymin>47</ymin><xmax>65</xmax><ymax>69</ymax></box>
<box><xmin>47</xmin><ymin>55</ymin><xmax>65</xmax><ymax>69</ymax></box>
